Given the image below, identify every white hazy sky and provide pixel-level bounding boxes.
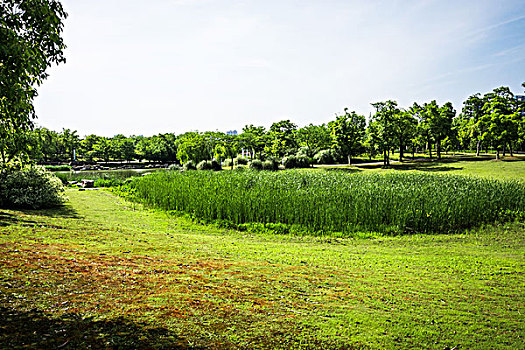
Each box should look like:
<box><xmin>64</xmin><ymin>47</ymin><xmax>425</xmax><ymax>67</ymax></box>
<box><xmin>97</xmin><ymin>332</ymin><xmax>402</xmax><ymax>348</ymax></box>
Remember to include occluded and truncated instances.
<box><xmin>34</xmin><ymin>0</ymin><xmax>525</xmax><ymax>137</ymax></box>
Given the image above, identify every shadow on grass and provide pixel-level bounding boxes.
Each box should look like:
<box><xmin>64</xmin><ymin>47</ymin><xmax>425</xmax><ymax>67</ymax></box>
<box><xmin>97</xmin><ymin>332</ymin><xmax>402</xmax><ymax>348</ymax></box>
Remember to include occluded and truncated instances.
<box><xmin>19</xmin><ymin>204</ymin><xmax>83</xmax><ymax>219</ymax></box>
<box><xmin>0</xmin><ymin>306</ymin><xmax>198</xmax><ymax>349</ymax></box>
<box><xmin>319</xmin><ymin>167</ymin><xmax>363</xmax><ymax>173</ymax></box>
<box><xmin>0</xmin><ymin>204</ymin><xmax>82</xmax><ymax>227</ymax></box>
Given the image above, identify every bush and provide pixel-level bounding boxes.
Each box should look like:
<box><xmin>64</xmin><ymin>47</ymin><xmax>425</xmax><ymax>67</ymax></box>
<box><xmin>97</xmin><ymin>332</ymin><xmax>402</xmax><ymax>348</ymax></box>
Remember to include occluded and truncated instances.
<box><xmin>94</xmin><ymin>178</ymin><xmax>124</xmax><ymax>188</ymax></box>
<box><xmin>44</xmin><ymin>164</ymin><xmax>72</xmax><ymax>171</ymax></box>
<box><xmin>183</xmin><ymin>161</ymin><xmax>196</xmax><ymax>171</ymax></box>
<box><xmin>0</xmin><ymin>166</ymin><xmax>66</xmax><ymax>209</ymax></box>
<box><xmin>210</xmin><ymin>159</ymin><xmax>222</xmax><ymax>171</ymax></box>
<box><xmin>282</xmin><ymin>155</ymin><xmax>311</xmax><ymax>169</ymax></box>
<box><xmin>314</xmin><ymin>149</ymin><xmax>335</xmax><ymax>164</ymax></box>
<box><xmin>262</xmin><ymin>159</ymin><xmax>278</xmax><ymax>171</ymax></box>
<box><xmin>234</xmin><ymin>157</ymin><xmax>248</xmax><ymax>166</ymax></box>
<box><xmin>249</xmin><ymin>159</ymin><xmax>263</xmax><ymax>170</ymax></box>
<box><xmin>197</xmin><ymin>160</ymin><xmax>212</xmax><ymax>171</ymax></box>
<box><xmin>168</xmin><ymin>164</ymin><xmax>181</xmax><ymax>171</ymax></box>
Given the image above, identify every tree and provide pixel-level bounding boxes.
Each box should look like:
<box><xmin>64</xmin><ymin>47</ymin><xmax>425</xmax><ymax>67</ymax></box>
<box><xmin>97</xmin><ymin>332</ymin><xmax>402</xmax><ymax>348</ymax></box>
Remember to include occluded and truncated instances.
<box><xmin>330</xmin><ymin>109</ymin><xmax>366</xmax><ymax>165</ymax></box>
<box><xmin>296</xmin><ymin>123</ymin><xmax>332</xmax><ymax>158</ymax></box>
<box><xmin>267</xmin><ymin>120</ymin><xmax>298</xmax><ymax>157</ymax></box>
<box><xmin>458</xmin><ymin>94</ymin><xmax>485</xmax><ymax>154</ymax></box>
<box><xmin>370</xmin><ymin>101</ymin><xmax>399</xmax><ymax>165</ymax></box>
<box><xmin>240</xmin><ymin>125</ymin><xmax>267</xmax><ymax>159</ymax></box>
<box><xmin>482</xmin><ymin>87</ymin><xmax>518</xmax><ymax>159</ymax></box>
<box><xmin>176</xmin><ymin>132</ymin><xmax>208</xmax><ymax>164</ymax></box>
<box><xmin>434</xmin><ymin>102</ymin><xmax>455</xmax><ymax>159</ymax></box>
<box><xmin>1</xmin><ymin>0</ymin><xmax>67</xmax><ymax>167</ymax></box>
<box><xmin>215</xmin><ymin>133</ymin><xmax>239</xmax><ymax>169</ymax></box>
<box><xmin>392</xmin><ymin>111</ymin><xmax>417</xmax><ymax>161</ymax></box>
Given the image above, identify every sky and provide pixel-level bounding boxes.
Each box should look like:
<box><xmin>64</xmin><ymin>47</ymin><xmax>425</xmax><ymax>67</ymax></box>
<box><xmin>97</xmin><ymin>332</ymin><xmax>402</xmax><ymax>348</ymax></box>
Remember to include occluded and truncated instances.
<box><xmin>34</xmin><ymin>0</ymin><xmax>525</xmax><ymax>137</ymax></box>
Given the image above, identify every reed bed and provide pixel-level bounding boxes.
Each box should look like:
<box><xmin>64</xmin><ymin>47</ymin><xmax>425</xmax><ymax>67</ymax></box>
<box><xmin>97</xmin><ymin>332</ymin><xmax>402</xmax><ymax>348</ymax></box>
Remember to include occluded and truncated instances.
<box><xmin>125</xmin><ymin>170</ymin><xmax>525</xmax><ymax>235</ymax></box>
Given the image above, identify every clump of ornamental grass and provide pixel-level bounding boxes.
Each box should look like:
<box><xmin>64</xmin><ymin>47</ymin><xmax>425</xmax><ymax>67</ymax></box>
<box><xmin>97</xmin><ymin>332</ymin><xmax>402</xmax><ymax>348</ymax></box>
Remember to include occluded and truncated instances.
<box><xmin>121</xmin><ymin>170</ymin><xmax>525</xmax><ymax>236</ymax></box>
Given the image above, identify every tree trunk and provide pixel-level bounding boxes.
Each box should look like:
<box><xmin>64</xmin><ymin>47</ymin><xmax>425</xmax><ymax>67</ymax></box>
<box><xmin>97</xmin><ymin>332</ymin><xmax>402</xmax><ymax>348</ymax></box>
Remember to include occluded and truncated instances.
<box><xmin>496</xmin><ymin>149</ymin><xmax>500</xmax><ymax>160</ymax></box>
<box><xmin>399</xmin><ymin>142</ymin><xmax>404</xmax><ymax>161</ymax></box>
<box><xmin>476</xmin><ymin>140</ymin><xmax>481</xmax><ymax>156</ymax></box>
<box><xmin>510</xmin><ymin>143</ymin><xmax>514</xmax><ymax>157</ymax></box>
<box><xmin>428</xmin><ymin>141</ymin><xmax>433</xmax><ymax>159</ymax></box>
<box><xmin>502</xmin><ymin>145</ymin><xmax>506</xmax><ymax>157</ymax></box>
<box><xmin>436</xmin><ymin>141</ymin><xmax>441</xmax><ymax>160</ymax></box>
<box><xmin>347</xmin><ymin>154</ymin><xmax>351</xmax><ymax>165</ymax></box>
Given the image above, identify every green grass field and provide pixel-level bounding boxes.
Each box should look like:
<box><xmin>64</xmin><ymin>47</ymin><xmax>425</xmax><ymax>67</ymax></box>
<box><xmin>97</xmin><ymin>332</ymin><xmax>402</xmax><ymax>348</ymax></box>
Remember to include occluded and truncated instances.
<box><xmin>0</xmin><ymin>157</ymin><xmax>524</xmax><ymax>349</ymax></box>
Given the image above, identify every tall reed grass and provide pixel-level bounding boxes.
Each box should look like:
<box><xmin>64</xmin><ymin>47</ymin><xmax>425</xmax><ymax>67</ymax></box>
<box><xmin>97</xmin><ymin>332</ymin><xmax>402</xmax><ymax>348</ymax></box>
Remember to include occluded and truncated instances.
<box><xmin>125</xmin><ymin>170</ymin><xmax>525</xmax><ymax>235</ymax></box>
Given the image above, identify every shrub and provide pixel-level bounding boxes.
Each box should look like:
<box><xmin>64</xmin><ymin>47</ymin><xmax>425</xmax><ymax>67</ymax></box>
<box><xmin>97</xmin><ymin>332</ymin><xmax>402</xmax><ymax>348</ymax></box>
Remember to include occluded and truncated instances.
<box><xmin>249</xmin><ymin>159</ymin><xmax>263</xmax><ymax>170</ymax></box>
<box><xmin>168</xmin><ymin>164</ymin><xmax>181</xmax><ymax>171</ymax></box>
<box><xmin>183</xmin><ymin>161</ymin><xmax>196</xmax><ymax>171</ymax></box>
<box><xmin>0</xmin><ymin>166</ymin><xmax>66</xmax><ymax>209</ymax></box>
<box><xmin>223</xmin><ymin>159</ymin><xmax>233</xmax><ymax>168</ymax></box>
<box><xmin>94</xmin><ymin>178</ymin><xmax>124</xmax><ymax>188</ymax></box>
<box><xmin>197</xmin><ymin>160</ymin><xmax>212</xmax><ymax>171</ymax></box>
<box><xmin>282</xmin><ymin>155</ymin><xmax>310</xmax><ymax>169</ymax></box>
<box><xmin>314</xmin><ymin>149</ymin><xmax>335</xmax><ymax>164</ymax></box>
<box><xmin>234</xmin><ymin>157</ymin><xmax>248</xmax><ymax>166</ymax></box>
<box><xmin>262</xmin><ymin>159</ymin><xmax>278</xmax><ymax>171</ymax></box>
<box><xmin>210</xmin><ymin>159</ymin><xmax>222</xmax><ymax>171</ymax></box>
<box><xmin>44</xmin><ymin>164</ymin><xmax>72</xmax><ymax>171</ymax></box>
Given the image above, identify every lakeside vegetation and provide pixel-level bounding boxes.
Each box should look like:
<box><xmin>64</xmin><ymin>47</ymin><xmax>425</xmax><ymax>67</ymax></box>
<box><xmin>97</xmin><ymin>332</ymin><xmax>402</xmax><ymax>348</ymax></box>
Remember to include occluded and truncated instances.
<box><xmin>123</xmin><ymin>169</ymin><xmax>525</xmax><ymax>236</ymax></box>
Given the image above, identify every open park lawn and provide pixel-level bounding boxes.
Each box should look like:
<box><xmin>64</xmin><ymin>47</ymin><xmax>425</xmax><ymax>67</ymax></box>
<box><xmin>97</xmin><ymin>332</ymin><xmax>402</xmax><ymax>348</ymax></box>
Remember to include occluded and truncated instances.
<box><xmin>1</xmin><ymin>159</ymin><xmax>524</xmax><ymax>349</ymax></box>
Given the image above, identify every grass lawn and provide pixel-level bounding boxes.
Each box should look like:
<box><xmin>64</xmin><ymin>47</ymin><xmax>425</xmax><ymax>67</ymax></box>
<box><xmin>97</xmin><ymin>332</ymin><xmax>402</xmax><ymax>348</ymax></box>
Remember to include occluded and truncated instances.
<box><xmin>318</xmin><ymin>155</ymin><xmax>525</xmax><ymax>181</ymax></box>
<box><xmin>1</xmin><ymin>157</ymin><xmax>524</xmax><ymax>349</ymax></box>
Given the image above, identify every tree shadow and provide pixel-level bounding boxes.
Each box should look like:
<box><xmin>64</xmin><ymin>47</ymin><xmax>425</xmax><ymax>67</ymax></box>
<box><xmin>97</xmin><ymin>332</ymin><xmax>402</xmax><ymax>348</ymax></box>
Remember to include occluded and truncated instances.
<box><xmin>0</xmin><ymin>306</ymin><xmax>200</xmax><ymax>349</ymax></box>
<box><xmin>319</xmin><ymin>167</ymin><xmax>363</xmax><ymax>173</ymax></box>
<box><xmin>0</xmin><ymin>204</ymin><xmax>82</xmax><ymax>227</ymax></box>
<box><xmin>19</xmin><ymin>204</ymin><xmax>83</xmax><ymax>219</ymax></box>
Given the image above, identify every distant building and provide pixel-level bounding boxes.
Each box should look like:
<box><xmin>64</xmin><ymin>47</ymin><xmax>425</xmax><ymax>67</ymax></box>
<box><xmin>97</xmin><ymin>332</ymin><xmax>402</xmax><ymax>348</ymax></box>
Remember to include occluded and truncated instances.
<box><xmin>515</xmin><ymin>95</ymin><xmax>525</xmax><ymax>102</ymax></box>
<box><xmin>226</xmin><ymin>130</ymin><xmax>238</xmax><ymax>136</ymax></box>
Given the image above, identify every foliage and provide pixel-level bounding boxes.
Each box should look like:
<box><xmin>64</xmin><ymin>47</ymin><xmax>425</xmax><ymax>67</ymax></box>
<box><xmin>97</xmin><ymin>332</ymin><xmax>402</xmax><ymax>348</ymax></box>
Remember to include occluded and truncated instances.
<box><xmin>124</xmin><ymin>170</ymin><xmax>525</xmax><ymax>235</ymax></box>
<box><xmin>248</xmin><ymin>159</ymin><xmax>263</xmax><ymax>170</ymax></box>
<box><xmin>261</xmin><ymin>159</ymin><xmax>279</xmax><ymax>171</ymax></box>
<box><xmin>44</xmin><ymin>164</ymin><xmax>72</xmax><ymax>171</ymax></box>
<box><xmin>313</xmin><ymin>149</ymin><xmax>336</xmax><ymax>164</ymax></box>
<box><xmin>266</xmin><ymin>120</ymin><xmax>298</xmax><ymax>157</ymax></box>
<box><xmin>234</xmin><ymin>156</ymin><xmax>248</xmax><ymax>166</ymax></box>
<box><xmin>0</xmin><ymin>166</ymin><xmax>65</xmax><ymax>208</ymax></box>
<box><xmin>281</xmin><ymin>154</ymin><xmax>310</xmax><ymax>169</ymax></box>
<box><xmin>330</xmin><ymin>108</ymin><xmax>366</xmax><ymax>164</ymax></box>
<box><xmin>0</xmin><ymin>0</ymin><xmax>68</xmax><ymax>167</ymax></box>
<box><xmin>183</xmin><ymin>160</ymin><xmax>196</xmax><ymax>171</ymax></box>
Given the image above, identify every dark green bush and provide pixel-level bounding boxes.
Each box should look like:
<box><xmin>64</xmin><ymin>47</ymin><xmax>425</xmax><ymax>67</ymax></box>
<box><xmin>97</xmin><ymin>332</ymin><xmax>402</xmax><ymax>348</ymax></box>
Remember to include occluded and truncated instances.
<box><xmin>183</xmin><ymin>161</ymin><xmax>196</xmax><ymax>171</ymax></box>
<box><xmin>314</xmin><ymin>149</ymin><xmax>335</xmax><ymax>164</ymax></box>
<box><xmin>282</xmin><ymin>155</ymin><xmax>310</xmax><ymax>169</ymax></box>
<box><xmin>249</xmin><ymin>159</ymin><xmax>263</xmax><ymax>170</ymax></box>
<box><xmin>210</xmin><ymin>159</ymin><xmax>222</xmax><ymax>171</ymax></box>
<box><xmin>262</xmin><ymin>159</ymin><xmax>279</xmax><ymax>171</ymax></box>
<box><xmin>0</xmin><ymin>166</ymin><xmax>66</xmax><ymax>209</ymax></box>
<box><xmin>197</xmin><ymin>160</ymin><xmax>212</xmax><ymax>170</ymax></box>
<box><xmin>44</xmin><ymin>164</ymin><xmax>72</xmax><ymax>171</ymax></box>
<box><xmin>234</xmin><ymin>157</ymin><xmax>248</xmax><ymax>166</ymax></box>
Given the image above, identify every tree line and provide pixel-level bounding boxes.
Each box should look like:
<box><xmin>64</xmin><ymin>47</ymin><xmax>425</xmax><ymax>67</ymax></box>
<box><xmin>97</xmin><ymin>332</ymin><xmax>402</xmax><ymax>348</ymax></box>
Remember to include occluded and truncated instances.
<box><xmin>19</xmin><ymin>84</ymin><xmax>524</xmax><ymax>167</ymax></box>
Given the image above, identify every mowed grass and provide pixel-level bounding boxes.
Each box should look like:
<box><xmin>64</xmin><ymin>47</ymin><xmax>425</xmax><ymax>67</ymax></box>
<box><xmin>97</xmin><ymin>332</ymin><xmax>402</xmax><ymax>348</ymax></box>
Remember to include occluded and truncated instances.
<box><xmin>1</xmin><ymin>190</ymin><xmax>524</xmax><ymax>349</ymax></box>
<box><xmin>339</xmin><ymin>155</ymin><xmax>525</xmax><ymax>181</ymax></box>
